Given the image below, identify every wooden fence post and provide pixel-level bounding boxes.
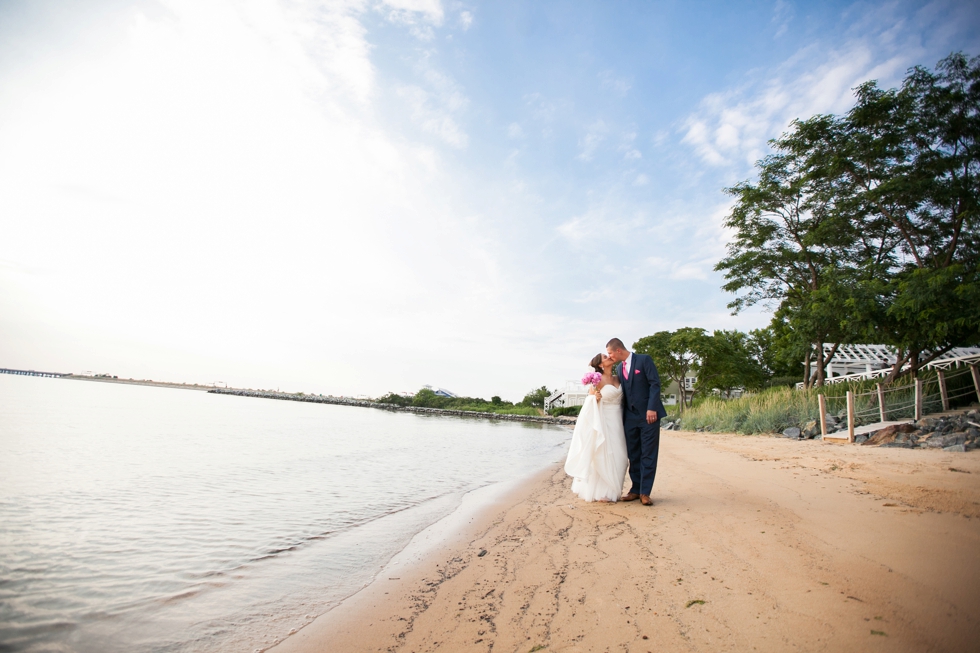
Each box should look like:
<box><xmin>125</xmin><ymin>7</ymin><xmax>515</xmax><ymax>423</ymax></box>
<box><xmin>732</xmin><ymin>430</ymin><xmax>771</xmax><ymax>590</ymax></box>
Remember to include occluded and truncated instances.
<box><xmin>818</xmin><ymin>394</ymin><xmax>828</xmax><ymax>439</ymax></box>
<box><xmin>914</xmin><ymin>378</ymin><xmax>923</xmax><ymax>421</ymax></box>
<box><xmin>972</xmin><ymin>364</ymin><xmax>980</xmax><ymax>404</ymax></box>
<box><xmin>846</xmin><ymin>390</ymin><xmax>855</xmax><ymax>443</ymax></box>
<box><xmin>937</xmin><ymin>370</ymin><xmax>949</xmax><ymax>412</ymax></box>
<box><xmin>877</xmin><ymin>383</ymin><xmax>886</xmax><ymax>422</ymax></box>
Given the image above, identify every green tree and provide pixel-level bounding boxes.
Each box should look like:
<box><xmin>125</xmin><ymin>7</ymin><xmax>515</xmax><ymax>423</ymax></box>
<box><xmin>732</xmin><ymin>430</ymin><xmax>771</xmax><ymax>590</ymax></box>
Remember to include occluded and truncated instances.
<box><xmin>837</xmin><ymin>53</ymin><xmax>980</xmax><ymax>379</ymax></box>
<box><xmin>717</xmin><ymin>53</ymin><xmax>980</xmax><ymax>386</ymax></box>
<box><xmin>633</xmin><ymin>328</ymin><xmax>708</xmax><ymax>411</ymax></box>
<box><xmin>716</xmin><ymin>114</ymin><xmax>857</xmax><ymax>387</ymax></box>
<box><xmin>696</xmin><ymin>330</ymin><xmax>767</xmax><ymax>398</ymax></box>
<box><xmin>412</xmin><ymin>388</ymin><xmax>446</xmax><ymax>408</ymax></box>
<box><xmin>376</xmin><ymin>392</ymin><xmax>411</xmax><ymax>406</ymax></box>
<box><xmin>520</xmin><ymin>386</ymin><xmax>551</xmax><ymax>408</ymax></box>
<box><xmin>747</xmin><ymin>325</ymin><xmax>800</xmax><ymax>380</ymax></box>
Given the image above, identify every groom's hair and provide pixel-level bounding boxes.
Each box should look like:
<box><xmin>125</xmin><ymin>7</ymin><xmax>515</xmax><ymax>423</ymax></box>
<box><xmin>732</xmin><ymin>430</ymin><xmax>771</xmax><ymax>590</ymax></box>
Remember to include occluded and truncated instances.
<box><xmin>606</xmin><ymin>337</ymin><xmax>627</xmax><ymax>351</ymax></box>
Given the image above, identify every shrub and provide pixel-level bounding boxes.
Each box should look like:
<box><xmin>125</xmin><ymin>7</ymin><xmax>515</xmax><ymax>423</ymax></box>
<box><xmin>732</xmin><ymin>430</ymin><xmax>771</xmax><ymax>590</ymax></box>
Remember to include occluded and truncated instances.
<box><xmin>548</xmin><ymin>406</ymin><xmax>582</xmax><ymax>417</ymax></box>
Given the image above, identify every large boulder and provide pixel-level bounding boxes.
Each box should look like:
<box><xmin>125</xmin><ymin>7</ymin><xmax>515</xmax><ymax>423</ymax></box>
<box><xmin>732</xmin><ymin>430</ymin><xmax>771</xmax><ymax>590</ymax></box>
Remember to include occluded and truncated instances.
<box><xmin>862</xmin><ymin>423</ymin><xmax>916</xmax><ymax>446</ymax></box>
<box><xmin>863</xmin><ymin>425</ymin><xmax>895</xmax><ymax>446</ymax></box>
<box><xmin>802</xmin><ymin>420</ymin><xmax>820</xmax><ymax>438</ymax></box>
<box><xmin>783</xmin><ymin>427</ymin><xmax>802</xmax><ymax>439</ymax></box>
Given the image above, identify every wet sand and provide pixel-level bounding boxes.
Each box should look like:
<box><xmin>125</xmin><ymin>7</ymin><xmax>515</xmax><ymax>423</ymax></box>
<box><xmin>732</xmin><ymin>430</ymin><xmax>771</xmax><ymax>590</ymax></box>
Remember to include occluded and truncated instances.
<box><xmin>270</xmin><ymin>429</ymin><xmax>980</xmax><ymax>653</ymax></box>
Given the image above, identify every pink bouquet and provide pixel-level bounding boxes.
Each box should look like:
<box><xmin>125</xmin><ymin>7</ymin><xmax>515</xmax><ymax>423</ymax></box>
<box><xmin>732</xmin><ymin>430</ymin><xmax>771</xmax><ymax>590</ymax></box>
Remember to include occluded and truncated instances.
<box><xmin>581</xmin><ymin>372</ymin><xmax>602</xmax><ymax>387</ymax></box>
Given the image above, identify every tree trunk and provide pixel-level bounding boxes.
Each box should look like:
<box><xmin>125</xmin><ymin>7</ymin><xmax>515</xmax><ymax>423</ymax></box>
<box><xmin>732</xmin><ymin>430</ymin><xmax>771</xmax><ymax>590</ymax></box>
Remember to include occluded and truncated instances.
<box><xmin>821</xmin><ymin>343</ymin><xmax>840</xmax><ymax>384</ymax></box>
<box><xmin>676</xmin><ymin>374</ymin><xmax>688</xmax><ymax>412</ymax></box>
<box><xmin>885</xmin><ymin>348</ymin><xmax>912</xmax><ymax>384</ymax></box>
<box><xmin>803</xmin><ymin>346</ymin><xmax>813</xmax><ymax>389</ymax></box>
<box><xmin>815</xmin><ymin>341</ymin><xmax>825</xmax><ymax>387</ymax></box>
<box><xmin>909</xmin><ymin>347</ymin><xmax>921</xmax><ymax>379</ymax></box>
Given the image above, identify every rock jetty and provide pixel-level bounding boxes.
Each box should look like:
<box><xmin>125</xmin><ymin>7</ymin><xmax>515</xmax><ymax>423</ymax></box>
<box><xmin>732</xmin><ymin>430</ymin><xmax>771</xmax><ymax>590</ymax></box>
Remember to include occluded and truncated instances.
<box><xmin>859</xmin><ymin>410</ymin><xmax>980</xmax><ymax>451</ymax></box>
<box><xmin>208</xmin><ymin>388</ymin><xmax>578</xmax><ymax>426</ymax></box>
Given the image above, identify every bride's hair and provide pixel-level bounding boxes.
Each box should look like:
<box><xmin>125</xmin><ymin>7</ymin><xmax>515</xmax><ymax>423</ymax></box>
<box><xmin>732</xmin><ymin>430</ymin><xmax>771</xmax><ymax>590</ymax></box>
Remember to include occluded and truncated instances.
<box><xmin>589</xmin><ymin>353</ymin><xmax>604</xmax><ymax>373</ymax></box>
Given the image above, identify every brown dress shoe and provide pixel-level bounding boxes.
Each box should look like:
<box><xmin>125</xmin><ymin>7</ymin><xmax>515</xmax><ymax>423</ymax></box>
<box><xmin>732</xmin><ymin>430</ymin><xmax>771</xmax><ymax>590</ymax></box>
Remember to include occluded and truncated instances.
<box><xmin>640</xmin><ymin>494</ymin><xmax>653</xmax><ymax>506</ymax></box>
<box><xmin>621</xmin><ymin>492</ymin><xmax>640</xmax><ymax>502</ymax></box>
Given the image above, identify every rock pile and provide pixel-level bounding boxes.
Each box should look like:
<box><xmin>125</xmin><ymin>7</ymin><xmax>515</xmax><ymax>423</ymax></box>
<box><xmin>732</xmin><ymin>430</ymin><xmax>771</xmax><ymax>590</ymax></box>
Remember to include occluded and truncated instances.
<box><xmin>861</xmin><ymin>411</ymin><xmax>980</xmax><ymax>452</ymax></box>
<box><xmin>781</xmin><ymin>415</ymin><xmax>852</xmax><ymax>439</ymax></box>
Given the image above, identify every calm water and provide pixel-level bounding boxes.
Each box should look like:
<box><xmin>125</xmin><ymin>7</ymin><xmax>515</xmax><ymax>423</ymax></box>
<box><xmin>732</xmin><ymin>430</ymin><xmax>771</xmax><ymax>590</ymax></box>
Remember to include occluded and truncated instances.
<box><xmin>0</xmin><ymin>375</ymin><xmax>570</xmax><ymax>652</ymax></box>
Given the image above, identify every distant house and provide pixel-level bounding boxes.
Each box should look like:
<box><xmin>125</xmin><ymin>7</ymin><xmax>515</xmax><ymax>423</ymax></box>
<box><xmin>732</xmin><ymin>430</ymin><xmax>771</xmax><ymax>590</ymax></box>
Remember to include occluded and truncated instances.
<box><xmin>423</xmin><ymin>384</ymin><xmax>457</xmax><ymax>398</ymax></box>
<box><xmin>662</xmin><ymin>376</ymin><xmax>698</xmax><ymax>405</ymax></box>
<box><xmin>544</xmin><ymin>380</ymin><xmax>590</xmax><ymax>411</ymax></box>
<box><xmin>545</xmin><ymin>375</ymin><xmax>697</xmax><ymax>410</ymax></box>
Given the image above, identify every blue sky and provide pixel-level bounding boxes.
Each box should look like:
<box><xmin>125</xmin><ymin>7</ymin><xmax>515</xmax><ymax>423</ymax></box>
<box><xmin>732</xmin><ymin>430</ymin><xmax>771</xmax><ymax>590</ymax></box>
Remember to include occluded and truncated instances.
<box><xmin>1</xmin><ymin>0</ymin><xmax>978</xmax><ymax>399</ymax></box>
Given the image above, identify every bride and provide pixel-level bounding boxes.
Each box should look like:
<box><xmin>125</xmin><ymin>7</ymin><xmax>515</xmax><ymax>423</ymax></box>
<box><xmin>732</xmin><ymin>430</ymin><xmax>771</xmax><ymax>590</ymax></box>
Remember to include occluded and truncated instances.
<box><xmin>563</xmin><ymin>353</ymin><xmax>628</xmax><ymax>502</ymax></box>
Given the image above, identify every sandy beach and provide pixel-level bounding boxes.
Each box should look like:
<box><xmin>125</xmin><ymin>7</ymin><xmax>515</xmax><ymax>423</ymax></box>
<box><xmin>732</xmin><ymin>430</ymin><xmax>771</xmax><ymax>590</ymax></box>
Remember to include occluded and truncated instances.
<box><xmin>271</xmin><ymin>428</ymin><xmax>980</xmax><ymax>653</ymax></box>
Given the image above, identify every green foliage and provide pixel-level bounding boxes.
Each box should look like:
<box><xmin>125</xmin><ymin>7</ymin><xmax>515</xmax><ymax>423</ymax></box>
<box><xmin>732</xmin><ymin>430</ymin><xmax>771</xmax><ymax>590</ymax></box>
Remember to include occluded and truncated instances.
<box><xmin>633</xmin><ymin>328</ymin><xmax>771</xmax><ymax>410</ymax></box>
<box><xmin>412</xmin><ymin>388</ymin><xmax>443</xmax><ymax>407</ymax></box>
<box><xmin>679</xmin><ymin>367</ymin><xmax>974</xmax><ymax>434</ymax></box>
<box><xmin>376</xmin><ymin>391</ymin><xmax>412</xmax><ymax>406</ymax></box>
<box><xmin>634</xmin><ymin>328</ymin><xmax>706</xmax><ymax>410</ymax></box>
<box><xmin>681</xmin><ymin>387</ymin><xmax>820</xmax><ymax>434</ymax></box>
<box><xmin>697</xmin><ymin>330</ymin><xmax>768</xmax><ymax>397</ymax></box>
<box><xmin>548</xmin><ymin>405</ymin><xmax>582</xmax><ymax>417</ymax></box>
<box><xmin>717</xmin><ymin>53</ymin><xmax>980</xmax><ymax>386</ymax></box>
<box><xmin>520</xmin><ymin>386</ymin><xmax>551</xmax><ymax>408</ymax></box>
<box><xmin>376</xmin><ymin>387</ymin><xmax>549</xmax><ymax>417</ymax></box>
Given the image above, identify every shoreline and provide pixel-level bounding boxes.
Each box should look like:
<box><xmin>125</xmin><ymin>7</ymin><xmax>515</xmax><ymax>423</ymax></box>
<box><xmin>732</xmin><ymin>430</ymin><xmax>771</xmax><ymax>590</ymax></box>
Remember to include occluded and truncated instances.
<box><xmin>6</xmin><ymin>373</ymin><xmax>579</xmax><ymax>426</ymax></box>
<box><xmin>267</xmin><ymin>464</ymin><xmax>563</xmax><ymax>653</ymax></box>
<box><xmin>269</xmin><ymin>429</ymin><xmax>980</xmax><ymax>653</ymax></box>
<box><xmin>209</xmin><ymin>388</ymin><xmax>579</xmax><ymax>425</ymax></box>
<box><xmin>62</xmin><ymin>375</ymin><xmax>216</xmax><ymax>391</ymax></box>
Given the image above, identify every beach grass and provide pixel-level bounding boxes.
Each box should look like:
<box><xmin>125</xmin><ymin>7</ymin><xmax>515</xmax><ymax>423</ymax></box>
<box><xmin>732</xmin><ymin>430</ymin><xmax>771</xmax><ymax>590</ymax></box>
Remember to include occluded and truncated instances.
<box><xmin>675</xmin><ymin>368</ymin><xmax>976</xmax><ymax>435</ymax></box>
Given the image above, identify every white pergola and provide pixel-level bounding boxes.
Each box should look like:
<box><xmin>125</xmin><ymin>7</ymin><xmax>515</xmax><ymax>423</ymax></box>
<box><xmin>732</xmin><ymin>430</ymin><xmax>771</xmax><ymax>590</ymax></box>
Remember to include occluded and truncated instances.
<box><xmin>544</xmin><ymin>380</ymin><xmax>591</xmax><ymax>411</ymax></box>
<box><xmin>799</xmin><ymin>344</ymin><xmax>980</xmax><ymax>387</ymax></box>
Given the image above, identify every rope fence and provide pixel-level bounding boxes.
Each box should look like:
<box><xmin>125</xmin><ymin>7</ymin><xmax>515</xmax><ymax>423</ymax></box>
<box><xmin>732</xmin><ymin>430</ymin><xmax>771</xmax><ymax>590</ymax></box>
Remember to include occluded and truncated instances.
<box><xmin>818</xmin><ymin>363</ymin><xmax>980</xmax><ymax>442</ymax></box>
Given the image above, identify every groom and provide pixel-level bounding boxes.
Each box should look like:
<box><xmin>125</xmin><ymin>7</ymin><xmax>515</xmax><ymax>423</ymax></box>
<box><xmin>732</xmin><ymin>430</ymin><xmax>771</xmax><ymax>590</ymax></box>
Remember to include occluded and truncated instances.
<box><xmin>607</xmin><ymin>338</ymin><xmax>667</xmax><ymax>506</ymax></box>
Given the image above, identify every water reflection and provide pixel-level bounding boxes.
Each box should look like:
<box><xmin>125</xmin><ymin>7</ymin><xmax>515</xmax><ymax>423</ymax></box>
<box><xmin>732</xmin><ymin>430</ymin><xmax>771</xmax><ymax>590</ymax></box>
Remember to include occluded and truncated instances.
<box><xmin>0</xmin><ymin>376</ymin><xmax>570</xmax><ymax>652</ymax></box>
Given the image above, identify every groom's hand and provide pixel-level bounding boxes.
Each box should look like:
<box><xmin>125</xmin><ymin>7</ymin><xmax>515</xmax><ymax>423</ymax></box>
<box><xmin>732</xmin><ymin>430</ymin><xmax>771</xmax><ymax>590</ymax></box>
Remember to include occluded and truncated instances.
<box><xmin>646</xmin><ymin>410</ymin><xmax>658</xmax><ymax>424</ymax></box>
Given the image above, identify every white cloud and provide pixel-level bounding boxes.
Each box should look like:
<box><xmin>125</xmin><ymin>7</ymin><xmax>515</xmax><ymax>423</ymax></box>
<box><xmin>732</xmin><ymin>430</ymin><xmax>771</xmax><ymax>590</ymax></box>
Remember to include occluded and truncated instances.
<box><xmin>599</xmin><ymin>70</ymin><xmax>631</xmax><ymax>96</ymax></box>
<box><xmin>681</xmin><ymin>0</ymin><xmax>975</xmax><ymax>169</ymax></box>
<box><xmin>397</xmin><ymin>63</ymin><xmax>470</xmax><ymax>147</ymax></box>
<box><xmin>459</xmin><ymin>10</ymin><xmax>473</xmax><ymax>30</ymax></box>
<box><xmin>772</xmin><ymin>0</ymin><xmax>793</xmax><ymax>38</ymax></box>
<box><xmin>0</xmin><ymin>0</ymin><xmax>528</xmax><ymax>399</ymax></box>
<box><xmin>683</xmin><ymin>42</ymin><xmax>899</xmax><ymax>166</ymax></box>
<box><xmin>576</xmin><ymin>119</ymin><xmax>607</xmax><ymax>161</ymax></box>
<box><xmin>632</xmin><ymin>173</ymin><xmax>649</xmax><ymax>186</ymax></box>
<box><xmin>618</xmin><ymin>130</ymin><xmax>641</xmax><ymax>160</ymax></box>
<box><xmin>378</xmin><ymin>0</ymin><xmax>444</xmax><ymax>26</ymax></box>
<box><xmin>507</xmin><ymin>122</ymin><xmax>524</xmax><ymax>139</ymax></box>
<box><xmin>556</xmin><ymin>207</ymin><xmax>645</xmax><ymax>250</ymax></box>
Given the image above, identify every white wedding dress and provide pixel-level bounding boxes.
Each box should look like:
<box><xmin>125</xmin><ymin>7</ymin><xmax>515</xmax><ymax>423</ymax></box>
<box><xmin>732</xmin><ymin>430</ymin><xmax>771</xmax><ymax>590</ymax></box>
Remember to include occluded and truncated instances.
<box><xmin>563</xmin><ymin>383</ymin><xmax>628</xmax><ymax>502</ymax></box>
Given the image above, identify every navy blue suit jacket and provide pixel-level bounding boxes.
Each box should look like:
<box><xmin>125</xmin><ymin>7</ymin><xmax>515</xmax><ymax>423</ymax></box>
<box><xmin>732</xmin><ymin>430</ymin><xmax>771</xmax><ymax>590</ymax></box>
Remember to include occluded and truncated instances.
<box><xmin>618</xmin><ymin>353</ymin><xmax>668</xmax><ymax>424</ymax></box>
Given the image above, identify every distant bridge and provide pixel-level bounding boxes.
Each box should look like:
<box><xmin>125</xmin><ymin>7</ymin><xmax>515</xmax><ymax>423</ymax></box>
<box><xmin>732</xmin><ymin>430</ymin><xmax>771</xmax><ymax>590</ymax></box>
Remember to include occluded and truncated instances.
<box><xmin>0</xmin><ymin>368</ymin><xmax>66</xmax><ymax>378</ymax></box>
